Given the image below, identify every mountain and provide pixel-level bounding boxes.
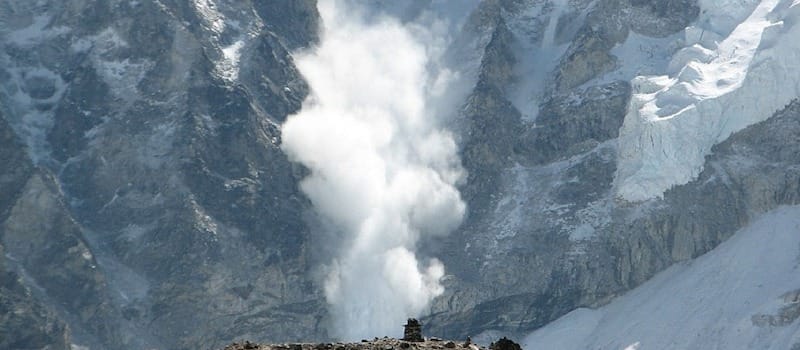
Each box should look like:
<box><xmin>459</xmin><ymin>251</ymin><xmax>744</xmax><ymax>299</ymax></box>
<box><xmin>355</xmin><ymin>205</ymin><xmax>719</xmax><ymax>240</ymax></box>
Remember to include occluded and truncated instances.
<box><xmin>0</xmin><ymin>0</ymin><xmax>798</xmax><ymax>349</ymax></box>
<box><xmin>523</xmin><ymin>205</ymin><xmax>800</xmax><ymax>350</ymax></box>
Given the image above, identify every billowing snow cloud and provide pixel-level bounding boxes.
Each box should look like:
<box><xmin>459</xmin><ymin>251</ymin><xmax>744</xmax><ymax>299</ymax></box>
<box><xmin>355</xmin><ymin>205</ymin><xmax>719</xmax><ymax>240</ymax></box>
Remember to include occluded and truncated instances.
<box><xmin>281</xmin><ymin>0</ymin><xmax>466</xmax><ymax>340</ymax></box>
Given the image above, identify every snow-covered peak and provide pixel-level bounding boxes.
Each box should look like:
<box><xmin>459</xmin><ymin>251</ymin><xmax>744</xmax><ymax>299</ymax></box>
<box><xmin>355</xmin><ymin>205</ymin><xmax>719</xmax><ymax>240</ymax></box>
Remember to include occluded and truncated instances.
<box><xmin>615</xmin><ymin>0</ymin><xmax>800</xmax><ymax>201</ymax></box>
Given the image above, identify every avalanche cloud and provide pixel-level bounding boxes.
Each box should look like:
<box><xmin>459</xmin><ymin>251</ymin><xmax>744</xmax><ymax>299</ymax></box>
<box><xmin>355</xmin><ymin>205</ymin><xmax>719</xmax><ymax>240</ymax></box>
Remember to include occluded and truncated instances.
<box><xmin>281</xmin><ymin>0</ymin><xmax>466</xmax><ymax>341</ymax></box>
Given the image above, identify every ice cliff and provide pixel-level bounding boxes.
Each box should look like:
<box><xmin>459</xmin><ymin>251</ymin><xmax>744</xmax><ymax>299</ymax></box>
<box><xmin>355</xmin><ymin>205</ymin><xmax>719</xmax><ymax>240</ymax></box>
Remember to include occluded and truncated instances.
<box><xmin>615</xmin><ymin>0</ymin><xmax>800</xmax><ymax>201</ymax></box>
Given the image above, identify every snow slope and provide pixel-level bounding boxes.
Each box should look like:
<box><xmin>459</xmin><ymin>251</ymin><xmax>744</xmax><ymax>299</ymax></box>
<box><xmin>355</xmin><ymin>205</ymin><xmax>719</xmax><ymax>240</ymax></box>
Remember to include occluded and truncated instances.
<box><xmin>615</xmin><ymin>0</ymin><xmax>800</xmax><ymax>201</ymax></box>
<box><xmin>507</xmin><ymin>0</ymin><xmax>581</xmax><ymax>121</ymax></box>
<box><xmin>523</xmin><ymin>205</ymin><xmax>800</xmax><ymax>350</ymax></box>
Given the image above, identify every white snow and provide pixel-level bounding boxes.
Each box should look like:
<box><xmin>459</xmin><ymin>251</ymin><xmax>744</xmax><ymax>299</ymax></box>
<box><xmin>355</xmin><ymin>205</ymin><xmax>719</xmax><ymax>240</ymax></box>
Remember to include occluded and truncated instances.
<box><xmin>193</xmin><ymin>0</ymin><xmax>225</xmax><ymax>33</ymax></box>
<box><xmin>190</xmin><ymin>0</ymin><xmax>254</xmax><ymax>83</ymax></box>
<box><xmin>615</xmin><ymin>0</ymin><xmax>800</xmax><ymax>201</ymax></box>
<box><xmin>523</xmin><ymin>205</ymin><xmax>800</xmax><ymax>350</ymax></box>
<box><xmin>605</xmin><ymin>32</ymin><xmax>681</xmax><ymax>83</ymax></box>
<box><xmin>0</xmin><ymin>66</ymin><xmax>67</xmax><ymax>164</ymax></box>
<box><xmin>4</xmin><ymin>15</ymin><xmax>70</xmax><ymax>48</ymax></box>
<box><xmin>281</xmin><ymin>0</ymin><xmax>466</xmax><ymax>339</ymax></box>
<box><xmin>217</xmin><ymin>39</ymin><xmax>245</xmax><ymax>81</ymax></box>
<box><xmin>95</xmin><ymin>58</ymin><xmax>153</xmax><ymax>99</ymax></box>
<box><xmin>508</xmin><ymin>0</ymin><xmax>574</xmax><ymax>121</ymax></box>
<box><xmin>73</xmin><ymin>28</ymin><xmax>153</xmax><ymax>100</ymax></box>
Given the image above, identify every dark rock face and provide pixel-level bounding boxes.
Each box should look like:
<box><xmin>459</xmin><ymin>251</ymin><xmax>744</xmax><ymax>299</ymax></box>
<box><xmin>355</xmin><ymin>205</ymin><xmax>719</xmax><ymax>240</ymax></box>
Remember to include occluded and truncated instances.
<box><xmin>0</xmin><ymin>115</ymin><xmax>70</xmax><ymax>350</ymax></box>
<box><xmin>1</xmin><ymin>1</ymin><xmax>323</xmax><ymax>349</ymax></box>
<box><xmin>629</xmin><ymin>0</ymin><xmax>701</xmax><ymax>35</ymax></box>
<box><xmin>254</xmin><ymin>0</ymin><xmax>320</xmax><ymax>50</ymax></box>
<box><xmin>517</xmin><ymin>81</ymin><xmax>631</xmax><ymax>164</ymax></box>
<box><xmin>555</xmin><ymin>0</ymin><xmax>699</xmax><ymax>91</ymax></box>
<box><xmin>3</xmin><ymin>172</ymin><xmax>122</xmax><ymax>348</ymax></box>
<box><xmin>0</xmin><ymin>251</ymin><xmax>70</xmax><ymax>350</ymax></box>
<box><xmin>460</xmin><ymin>17</ymin><xmax>522</xmax><ymax>223</ymax></box>
<box><xmin>0</xmin><ymin>114</ymin><xmax>33</xmax><ymax>216</ymax></box>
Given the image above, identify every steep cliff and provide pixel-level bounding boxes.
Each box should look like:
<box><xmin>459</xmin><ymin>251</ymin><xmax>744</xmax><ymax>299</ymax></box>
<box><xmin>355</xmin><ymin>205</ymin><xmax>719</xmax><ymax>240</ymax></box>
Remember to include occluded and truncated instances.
<box><xmin>1</xmin><ymin>1</ymin><xmax>322</xmax><ymax>349</ymax></box>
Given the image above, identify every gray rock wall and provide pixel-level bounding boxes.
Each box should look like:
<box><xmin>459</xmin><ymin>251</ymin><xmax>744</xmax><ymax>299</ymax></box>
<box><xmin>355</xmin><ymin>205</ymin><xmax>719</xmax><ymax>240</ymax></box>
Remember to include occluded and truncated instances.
<box><xmin>0</xmin><ymin>1</ymin><xmax>324</xmax><ymax>349</ymax></box>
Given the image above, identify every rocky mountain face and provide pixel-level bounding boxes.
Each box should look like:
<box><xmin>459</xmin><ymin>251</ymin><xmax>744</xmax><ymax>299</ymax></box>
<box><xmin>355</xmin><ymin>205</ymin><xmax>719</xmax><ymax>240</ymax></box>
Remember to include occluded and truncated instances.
<box><xmin>428</xmin><ymin>0</ymin><xmax>800</xmax><ymax>340</ymax></box>
<box><xmin>0</xmin><ymin>0</ymin><xmax>798</xmax><ymax>349</ymax></box>
<box><xmin>1</xmin><ymin>1</ymin><xmax>322</xmax><ymax>349</ymax></box>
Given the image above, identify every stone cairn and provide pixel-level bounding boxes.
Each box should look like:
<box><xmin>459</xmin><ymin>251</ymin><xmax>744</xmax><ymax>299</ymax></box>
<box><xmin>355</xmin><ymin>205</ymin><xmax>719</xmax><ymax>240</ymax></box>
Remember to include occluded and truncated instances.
<box><xmin>489</xmin><ymin>337</ymin><xmax>521</xmax><ymax>350</ymax></box>
<box><xmin>402</xmin><ymin>318</ymin><xmax>424</xmax><ymax>342</ymax></box>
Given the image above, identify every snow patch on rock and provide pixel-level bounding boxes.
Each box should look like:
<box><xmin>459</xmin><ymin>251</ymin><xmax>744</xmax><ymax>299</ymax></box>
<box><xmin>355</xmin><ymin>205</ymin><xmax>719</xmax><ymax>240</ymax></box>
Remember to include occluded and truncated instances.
<box><xmin>73</xmin><ymin>28</ymin><xmax>153</xmax><ymax>100</ymax></box>
<box><xmin>217</xmin><ymin>39</ymin><xmax>245</xmax><ymax>81</ymax></box>
<box><xmin>193</xmin><ymin>0</ymin><xmax>226</xmax><ymax>33</ymax></box>
<box><xmin>4</xmin><ymin>14</ymin><xmax>70</xmax><ymax>48</ymax></box>
<box><xmin>507</xmin><ymin>0</ymin><xmax>580</xmax><ymax>121</ymax></box>
<box><xmin>0</xmin><ymin>64</ymin><xmax>67</xmax><ymax>164</ymax></box>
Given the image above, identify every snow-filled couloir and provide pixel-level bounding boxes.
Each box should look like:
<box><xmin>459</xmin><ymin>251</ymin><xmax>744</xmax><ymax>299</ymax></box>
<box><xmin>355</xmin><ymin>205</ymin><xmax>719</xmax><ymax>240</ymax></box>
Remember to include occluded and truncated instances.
<box><xmin>615</xmin><ymin>0</ymin><xmax>800</xmax><ymax>201</ymax></box>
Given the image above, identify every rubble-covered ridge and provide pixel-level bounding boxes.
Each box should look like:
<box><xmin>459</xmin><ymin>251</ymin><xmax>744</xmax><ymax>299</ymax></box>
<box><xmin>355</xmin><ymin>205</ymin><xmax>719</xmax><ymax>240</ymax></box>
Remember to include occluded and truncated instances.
<box><xmin>223</xmin><ymin>336</ymin><xmax>522</xmax><ymax>350</ymax></box>
<box><xmin>224</xmin><ymin>320</ymin><xmax>521</xmax><ymax>350</ymax></box>
<box><xmin>224</xmin><ymin>338</ymin><xmax>479</xmax><ymax>350</ymax></box>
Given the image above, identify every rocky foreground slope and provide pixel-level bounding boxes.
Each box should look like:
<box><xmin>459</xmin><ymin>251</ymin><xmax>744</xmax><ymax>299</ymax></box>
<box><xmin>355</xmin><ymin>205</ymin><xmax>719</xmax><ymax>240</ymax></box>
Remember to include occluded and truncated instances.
<box><xmin>222</xmin><ymin>338</ymin><xmax>493</xmax><ymax>350</ymax></box>
<box><xmin>223</xmin><ymin>330</ymin><xmax>521</xmax><ymax>350</ymax></box>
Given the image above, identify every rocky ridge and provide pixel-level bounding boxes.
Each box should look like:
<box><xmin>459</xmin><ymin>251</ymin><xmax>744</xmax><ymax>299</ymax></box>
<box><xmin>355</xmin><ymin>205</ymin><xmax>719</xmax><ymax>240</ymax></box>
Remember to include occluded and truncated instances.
<box><xmin>222</xmin><ymin>326</ymin><xmax>523</xmax><ymax>350</ymax></box>
<box><xmin>223</xmin><ymin>338</ymin><xmax>478</xmax><ymax>350</ymax></box>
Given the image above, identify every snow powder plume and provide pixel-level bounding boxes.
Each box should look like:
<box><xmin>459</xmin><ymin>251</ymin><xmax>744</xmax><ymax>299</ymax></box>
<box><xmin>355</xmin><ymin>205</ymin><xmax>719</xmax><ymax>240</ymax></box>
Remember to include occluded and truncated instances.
<box><xmin>281</xmin><ymin>0</ymin><xmax>466</xmax><ymax>340</ymax></box>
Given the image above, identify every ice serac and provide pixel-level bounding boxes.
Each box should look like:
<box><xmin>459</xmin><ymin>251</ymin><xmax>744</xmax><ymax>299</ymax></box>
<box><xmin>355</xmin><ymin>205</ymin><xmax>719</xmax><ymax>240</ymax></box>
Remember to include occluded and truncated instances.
<box><xmin>523</xmin><ymin>205</ymin><xmax>800</xmax><ymax>350</ymax></box>
<box><xmin>615</xmin><ymin>0</ymin><xmax>800</xmax><ymax>202</ymax></box>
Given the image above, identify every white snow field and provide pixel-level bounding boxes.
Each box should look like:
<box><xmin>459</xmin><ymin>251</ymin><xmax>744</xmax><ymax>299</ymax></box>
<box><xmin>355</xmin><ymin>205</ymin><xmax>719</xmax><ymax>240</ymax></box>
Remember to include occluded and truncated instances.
<box><xmin>523</xmin><ymin>205</ymin><xmax>800</xmax><ymax>350</ymax></box>
<box><xmin>615</xmin><ymin>0</ymin><xmax>800</xmax><ymax>201</ymax></box>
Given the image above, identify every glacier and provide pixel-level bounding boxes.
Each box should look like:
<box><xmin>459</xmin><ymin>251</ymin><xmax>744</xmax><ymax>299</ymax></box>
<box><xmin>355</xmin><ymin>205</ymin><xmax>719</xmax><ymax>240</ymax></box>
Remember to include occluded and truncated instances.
<box><xmin>615</xmin><ymin>0</ymin><xmax>800</xmax><ymax>201</ymax></box>
<box><xmin>523</xmin><ymin>205</ymin><xmax>800</xmax><ymax>350</ymax></box>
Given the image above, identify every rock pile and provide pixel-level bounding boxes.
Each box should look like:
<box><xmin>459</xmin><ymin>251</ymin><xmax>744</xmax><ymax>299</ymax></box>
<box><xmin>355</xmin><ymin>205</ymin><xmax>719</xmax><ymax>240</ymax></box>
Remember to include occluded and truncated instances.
<box><xmin>223</xmin><ymin>322</ymin><xmax>523</xmax><ymax>350</ymax></box>
<box><xmin>222</xmin><ymin>337</ymin><xmax>523</xmax><ymax>350</ymax></box>
<box><xmin>489</xmin><ymin>338</ymin><xmax>521</xmax><ymax>350</ymax></box>
<box><xmin>402</xmin><ymin>319</ymin><xmax>424</xmax><ymax>342</ymax></box>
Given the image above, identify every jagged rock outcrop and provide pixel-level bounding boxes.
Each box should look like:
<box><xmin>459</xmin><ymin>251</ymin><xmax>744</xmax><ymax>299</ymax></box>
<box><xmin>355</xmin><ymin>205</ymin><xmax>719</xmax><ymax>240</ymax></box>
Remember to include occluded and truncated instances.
<box><xmin>0</xmin><ymin>115</ymin><xmax>70</xmax><ymax>350</ymax></box>
<box><xmin>1</xmin><ymin>1</ymin><xmax>322</xmax><ymax>349</ymax></box>
<box><xmin>0</xmin><ymin>244</ymin><xmax>70</xmax><ymax>350</ymax></box>
<box><xmin>461</xmin><ymin>17</ymin><xmax>522</xmax><ymax>212</ymax></box>
<box><xmin>489</xmin><ymin>337</ymin><xmax>521</xmax><ymax>350</ymax></box>
<box><xmin>517</xmin><ymin>81</ymin><xmax>631</xmax><ymax>164</ymax></box>
<box><xmin>4</xmin><ymin>172</ymin><xmax>122</xmax><ymax>348</ymax></box>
